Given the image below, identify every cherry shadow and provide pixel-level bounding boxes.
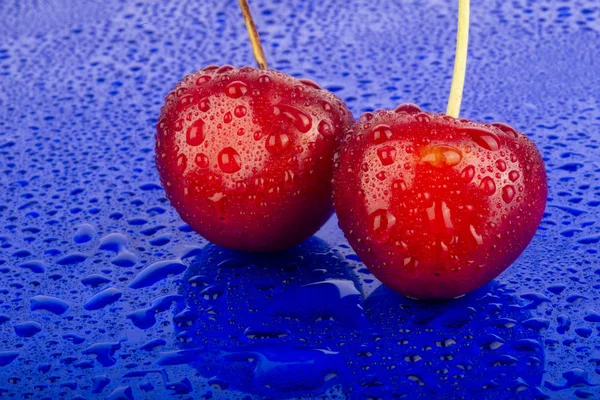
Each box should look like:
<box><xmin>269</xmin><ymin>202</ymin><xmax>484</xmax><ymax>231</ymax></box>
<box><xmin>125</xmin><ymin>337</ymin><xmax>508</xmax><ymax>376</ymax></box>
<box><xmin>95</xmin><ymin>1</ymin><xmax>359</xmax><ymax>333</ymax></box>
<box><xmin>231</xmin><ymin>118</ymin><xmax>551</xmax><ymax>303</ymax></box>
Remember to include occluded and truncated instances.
<box><xmin>158</xmin><ymin>238</ymin><xmax>545</xmax><ymax>399</ymax></box>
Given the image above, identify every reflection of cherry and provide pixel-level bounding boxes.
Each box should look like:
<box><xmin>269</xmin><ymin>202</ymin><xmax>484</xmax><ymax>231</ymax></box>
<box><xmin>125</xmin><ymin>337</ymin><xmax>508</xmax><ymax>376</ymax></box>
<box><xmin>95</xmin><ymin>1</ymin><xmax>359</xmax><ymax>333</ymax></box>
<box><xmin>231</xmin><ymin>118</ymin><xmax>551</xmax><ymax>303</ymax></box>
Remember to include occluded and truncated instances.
<box><xmin>155</xmin><ymin>2</ymin><xmax>352</xmax><ymax>251</ymax></box>
<box><xmin>333</xmin><ymin>0</ymin><xmax>547</xmax><ymax>299</ymax></box>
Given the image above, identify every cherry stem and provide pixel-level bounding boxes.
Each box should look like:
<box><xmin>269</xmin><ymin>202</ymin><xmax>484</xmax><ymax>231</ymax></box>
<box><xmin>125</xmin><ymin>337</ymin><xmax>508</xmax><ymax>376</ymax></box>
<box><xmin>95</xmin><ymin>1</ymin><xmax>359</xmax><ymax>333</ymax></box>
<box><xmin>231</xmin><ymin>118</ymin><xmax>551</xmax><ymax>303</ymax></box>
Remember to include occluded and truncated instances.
<box><xmin>446</xmin><ymin>0</ymin><xmax>470</xmax><ymax>118</ymax></box>
<box><xmin>238</xmin><ymin>0</ymin><xmax>268</xmax><ymax>70</ymax></box>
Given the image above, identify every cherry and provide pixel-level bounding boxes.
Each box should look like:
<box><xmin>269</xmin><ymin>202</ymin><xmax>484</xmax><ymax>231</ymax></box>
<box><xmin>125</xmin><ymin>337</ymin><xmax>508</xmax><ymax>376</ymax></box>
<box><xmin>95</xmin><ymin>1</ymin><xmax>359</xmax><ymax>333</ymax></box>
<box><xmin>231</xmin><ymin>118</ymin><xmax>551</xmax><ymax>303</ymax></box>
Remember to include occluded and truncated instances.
<box><xmin>156</xmin><ymin>65</ymin><xmax>353</xmax><ymax>251</ymax></box>
<box><xmin>332</xmin><ymin>105</ymin><xmax>547</xmax><ymax>299</ymax></box>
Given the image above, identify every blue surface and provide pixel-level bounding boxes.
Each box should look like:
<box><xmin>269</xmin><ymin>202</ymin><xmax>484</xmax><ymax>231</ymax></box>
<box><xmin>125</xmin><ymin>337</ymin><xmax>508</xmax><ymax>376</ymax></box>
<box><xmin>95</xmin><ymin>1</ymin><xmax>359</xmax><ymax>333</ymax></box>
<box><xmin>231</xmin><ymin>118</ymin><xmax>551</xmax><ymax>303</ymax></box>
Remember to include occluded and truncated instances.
<box><xmin>0</xmin><ymin>0</ymin><xmax>599</xmax><ymax>398</ymax></box>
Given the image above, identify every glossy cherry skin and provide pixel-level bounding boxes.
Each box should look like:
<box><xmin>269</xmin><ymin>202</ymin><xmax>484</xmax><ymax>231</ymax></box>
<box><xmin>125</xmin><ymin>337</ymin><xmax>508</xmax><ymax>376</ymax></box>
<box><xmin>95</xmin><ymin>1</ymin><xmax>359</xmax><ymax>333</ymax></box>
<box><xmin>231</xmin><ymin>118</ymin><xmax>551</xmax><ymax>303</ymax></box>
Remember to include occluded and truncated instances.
<box><xmin>156</xmin><ymin>65</ymin><xmax>353</xmax><ymax>251</ymax></box>
<box><xmin>333</xmin><ymin>104</ymin><xmax>547</xmax><ymax>299</ymax></box>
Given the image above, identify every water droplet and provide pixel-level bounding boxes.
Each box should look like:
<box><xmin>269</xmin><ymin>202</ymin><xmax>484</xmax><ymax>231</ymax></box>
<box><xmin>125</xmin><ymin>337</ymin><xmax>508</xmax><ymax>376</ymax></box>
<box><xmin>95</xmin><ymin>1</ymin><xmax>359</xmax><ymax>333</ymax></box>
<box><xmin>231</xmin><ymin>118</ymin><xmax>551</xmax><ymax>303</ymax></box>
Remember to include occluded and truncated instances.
<box><xmin>186</xmin><ymin>119</ymin><xmax>205</xmax><ymax>146</ymax></box>
<box><xmin>258</xmin><ymin>74</ymin><xmax>271</xmax><ymax>84</ymax></box>
<box><xmin>234</xmin><ymin>105</ymin><xmax>247</xmax><ymax>118</ymax></box>
<box><xmin>174</xmin><ymin>119</ymin><xmax>184</xmax><ymax>132</ymax></box>
<box><xmin>376</xmin><ymin>171</ymin><xmax>387</xmax><ymax>180</ymax></box>
<box><xmin>395</xmin><ymin>103</ymin><xmax>421</xmax><ymax>114</ymax></box>
<box><xmin>176</xmin><ymin>154</ymin><xmax>188</xmax><ymax>174</ymax></box>
<box><xmin>460</xmin><ymin>165</ymin><xmax>475</xmax><ymax>182</ymax></box>
<box><xmin>178</xmin><ymin>93</ymin><xmax>194</xmax><ymax>108</ymax></box>
<box><xmin>198</xmin><ymin>98</ymin><xmax>210</xmax><ymax>112</ymax></box>
<box><xmin>218</xmin><ymin>147</ymin><xmax>242</xmax><ymax>173</ymax></box>
<box><xmin>421</xmin><ymin>146</ymin><xmax>462</xmax><ymax>167</ymax></box>
<box><xmin>278</xmin><ymin>105</ymin><xmax>312</xmax><ymax>133</ymax></box>
<box><xmin>479</xmin><ymin>177</ymin><xmax>496</xmax><ymax>195</ymax></box>
<box><xmin>196</xmin><ymin>75</ymin><xmax>211</xmax><ymax>85</ymax></box>
<box><xmin>495</xmin><ymin>159</ymin><xmax>507</xmax><ymax>172</ymax></box>
<box><xmin>317</xmin><ymin>120</ymin><xmax>333</xmax><ymax>136</ymax></box>
<box><xmin>377</xmin><ymin>146</ymin><xmax>397</xmax><ymax>166</ymax></box>
<box><xmin>393</xmin><ymin>180</ymin><xmax>407</xmax><ymax>192</ymax></box>
<box><xmin>415</xmin><ymin>113</ymin><xmax>431</xmax><ymax>123</ymax></box>
<box><xmin>470</xmin><ymin>225</ymin><xmax>483</xmax><ymax>245</ymax></box>
<box><xmin>225</xmin><ymin>81</ymin><xmax>248</xmax><ymax>98</ymax></box>
<box><xmin>216</xmin><ymin>65</ymin><xmax>235</xmax><ymax>73</ymax></box>
<box><xmin>509</xmin><ymin>170</ymin><xmax>520</xmax><ymax>182</ymax></box>
<box><xmin>370</xmin><ymin>125</ymin><xmax>393</xmax><ymax>144</ymax></box>
<box><xmin>223</xmin><ymin>111</ymin><xmax>232</xmax><ymax>123</ymax></box>
<box><xmin>370</xmin><ymin>209</ymin><xmax>396</xmax><ymax>239</ymax></box>
<box><xmin>492</xmin><ymin>122</ymin><xmax>518</xmax><ymax>137</ymax></box>
<box><xmin>502</xmin><ymin>185</ymin><xmax>516</xmax><ymax>203</ymax></box>
<box><xmin>265</xmin><ymin>133</ymin><xmax>291</xmax><ymax>154</ymax></box>
<box><xmin>299</xmin><ymin>78</ymin><xmax>320</xmax><ymax>89</ymax></box>
<box><xmin>462</xmin><ymin>127</ymin><xmax>501</xmax><ymax>151</ymax></box>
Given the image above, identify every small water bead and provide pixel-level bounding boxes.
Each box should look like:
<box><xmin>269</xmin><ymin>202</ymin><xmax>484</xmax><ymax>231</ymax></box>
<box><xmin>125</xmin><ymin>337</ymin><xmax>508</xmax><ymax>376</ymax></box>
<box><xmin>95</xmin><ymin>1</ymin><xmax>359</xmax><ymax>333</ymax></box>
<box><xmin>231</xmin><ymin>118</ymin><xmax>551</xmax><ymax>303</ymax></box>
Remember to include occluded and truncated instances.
<box><xmin>462</xmin><ymin>127</ymin><xmax>501</xmax><ymax>151</ymax></box>
<box><xmin>198</xmin><ymin>98</ymin><xmax>210</xmax><ymax>112</ymax></box>
<box><xmin>395</xmin><ymin>103</ymin><xmax>421</xmax><ymax>114</ymax></box>
<box><xmin>186</xmin><ymin>119</ymin><xmax>205</xmax><ymax>146</ymax></box>
<box><xmin>224</xmin><ymin>81</ymin><xmax>248</xmax><ymax>98</ymax></box>
<box><xmin>495</xmin><ymin>159</ymin><xmax>507</xmax><ymax>172</ymax></box>
<box><xmin>317</xmin><ymin>120</ymin><xmax>333</xmax><ymax>136</ymax></box>
<box><xmin>178</xmin><ymin>94</ymin><xmax>194</xmax><ymax>108</ymax></box>
<box><xmin>265</xmin><ymin>134</ymin><xmax>291</xmax><ymax>155</ymax></box>
<box><xmin>299</xmin><ymin>78</ymin><xmax>321</xmax><ymax>89</ymax></box>
<box><xmin>370</xmin><ymin>125</ymin><xmax>393</xmax><ymax>144</ymax></box>
<box><xmin>216</xmin><ymin>65</ymin><xmax>235</xmax><ymax>74</ymax></box>
<box><xmin>258</xmin><ymin>74</ymin><xmax>271</xmax><ymax>84</ymax></box>
<box><xmin>509</xmin><ymin>170</ymin><xmax>520</xmax><ymax>182</ymax></box>
<box><xmin>460</xmin><ymin>165</ymin><xmax>476</xmax><ymax>183</ymax></box>
<box><xmin>479</xmin><ymin>177</ymin><xmax>497</xmax><ymax>195</ymax></box>
<box><xmin>196</xmin><ymin>75</ymin><xmax>211</xmax><ymax>85</ymax></box>
<box><xmin>174</xmin><ymin>119</ymin><xmax>184</xmax><ymax>132</ymax></box>
<box><xmin>415</xmin><ymin>113</ymin><xmax>431</xmax><ymax>123</ymax></box>
<box><xmin>492</xmin><ymin>122</ymin><xmax>518</xmax><ymax>138</ymax></box>
<box><xmin>502</xmin><ymin>185</ymin><xmax>516</xmax><ymax>203</ymax></box>
<box><xmin>176</xmin><ymin>154</ymin><xmax>187</xmax><ymax>175</ymax></box>
<box><xmin>234</xmin><ymin>105</ymin><xmax>247</xmax><ymax>118</ymax></box>
<box><xmin>376</xmin><ymin>171</ymin><xmax>387</xmax><ymax>181</ymax></box>
<box><xmin>223</xmin><ymin>112</ymin><xmax>232</xmax><ymax>123</ymax></box>
<box><xmin>277</xmin><ymin>105</ymin><xmax>312</xmax><ymax>133</ymax></box>
<box><xmin>14</xmin><ymin>321</ymin><xmax>42</xmax><ymax>338</ymax></box>
<box><xmin>218</xmin><ymin>147</ymin><xmax>242</xmax><ymax>173</ymax></box>
<box><xmin>370</xmin><ymin>209</ymin><xmax>396</xmax><ymax>238</ymax></box>
<box><xmin>421</xmin><ymin>146</ymin><xmax>462</xmax><ymax>167</ymax></box>
<box><xmin>377</xmin><ymin>146</ymin><xmax>397</xmax><ymax>166</ymax></box>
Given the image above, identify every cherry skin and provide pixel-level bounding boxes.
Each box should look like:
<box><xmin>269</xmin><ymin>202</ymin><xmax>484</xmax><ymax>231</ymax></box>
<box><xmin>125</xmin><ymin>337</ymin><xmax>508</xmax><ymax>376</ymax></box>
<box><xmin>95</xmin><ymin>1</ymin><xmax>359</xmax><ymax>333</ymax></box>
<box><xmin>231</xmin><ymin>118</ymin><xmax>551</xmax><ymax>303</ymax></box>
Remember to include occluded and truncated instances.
<box><xmin>333</xmin><ymin>104</ymin><xmax>547</xmax><ymax>299</ymax></box>
<box><xmin>156</xmin><ymin>65</ymin><xmax>353</xmax><ymax>251</ymax></box>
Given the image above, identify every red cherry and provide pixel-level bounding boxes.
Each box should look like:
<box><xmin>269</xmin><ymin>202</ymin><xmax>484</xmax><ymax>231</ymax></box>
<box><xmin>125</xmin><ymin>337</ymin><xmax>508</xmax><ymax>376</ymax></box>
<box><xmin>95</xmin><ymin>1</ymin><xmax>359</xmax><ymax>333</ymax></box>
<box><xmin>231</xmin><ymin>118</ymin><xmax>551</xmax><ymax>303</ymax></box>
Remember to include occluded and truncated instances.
<box><xmin>332</xmin><ymin>105</ymin><xmax>547</xmax><ymax>299</ymax></box>
<box><xmin>156</xmin><ymin>66</ymin><xmax>353</xmax><ymax>251</ymax></box>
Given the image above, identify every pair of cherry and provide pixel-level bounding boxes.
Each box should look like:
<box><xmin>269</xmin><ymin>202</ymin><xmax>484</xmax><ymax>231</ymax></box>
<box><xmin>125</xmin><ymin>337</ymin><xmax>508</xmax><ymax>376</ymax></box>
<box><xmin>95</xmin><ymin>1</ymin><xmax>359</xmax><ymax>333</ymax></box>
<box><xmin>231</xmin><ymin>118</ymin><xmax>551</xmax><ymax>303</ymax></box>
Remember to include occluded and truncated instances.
<box><xmin>155</xmin><ymin>4</ymin><xmax>547</xmax><ymax>300</ymax></box>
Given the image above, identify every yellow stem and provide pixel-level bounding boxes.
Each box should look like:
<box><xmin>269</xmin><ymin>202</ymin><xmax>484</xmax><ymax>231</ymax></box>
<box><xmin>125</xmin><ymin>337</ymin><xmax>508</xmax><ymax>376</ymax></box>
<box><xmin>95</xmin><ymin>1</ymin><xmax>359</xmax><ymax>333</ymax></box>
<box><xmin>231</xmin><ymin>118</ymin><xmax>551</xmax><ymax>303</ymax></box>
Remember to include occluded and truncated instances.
<box><xmin>238</xmin><ymin>0</ymin><xmax>268</xmax><ymax>70</ymax></box>
<box><xmin>446</xmin><ymin>0</ymin><xmax>470</xmax><ymax>118</ymax></box>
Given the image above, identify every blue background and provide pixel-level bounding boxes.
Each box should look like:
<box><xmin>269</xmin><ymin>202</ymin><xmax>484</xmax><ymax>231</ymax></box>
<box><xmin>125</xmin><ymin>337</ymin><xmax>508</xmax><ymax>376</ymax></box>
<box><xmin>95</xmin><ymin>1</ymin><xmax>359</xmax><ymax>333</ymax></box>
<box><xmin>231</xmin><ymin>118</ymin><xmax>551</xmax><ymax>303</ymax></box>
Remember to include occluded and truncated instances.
<box><xmin>1</xmin><ymin>0</ymin><xmax>599</xmax><ymax>398</ymax></box>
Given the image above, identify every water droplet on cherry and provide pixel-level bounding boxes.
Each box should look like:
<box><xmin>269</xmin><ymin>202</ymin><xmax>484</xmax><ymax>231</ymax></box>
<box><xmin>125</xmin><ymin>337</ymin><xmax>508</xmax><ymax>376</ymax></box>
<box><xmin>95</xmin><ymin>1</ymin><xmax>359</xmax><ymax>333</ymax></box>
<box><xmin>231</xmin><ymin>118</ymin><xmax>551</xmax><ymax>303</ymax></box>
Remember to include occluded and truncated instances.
<box><xmin>462</xmin><ymin>127</ymin><xmax>501</xmax><ymax>151</ymax></box>
<box><xmin>265</xmin><ymin>134</ymin><xmax>291</xmax><ymax>154</ymax></box>
<box><xmin>278</xmin><ymin>105</ymin><xmax>312</xmax><ymax>133</ymax></box>
<box><xmin>395</xmin><ymin>103</ymin><xmax>421</xmax><ymax>114</ymax></box>
<box><xmin>186</xmin><ymin>119</ymin><xmax>205</xmax><ymax>146</ymax></box>
<box><xmin>502</xmin><ymin>185</ymin><xmax>516</xmax><ymax>203</ymax></box>
<box><xmin>370</xmin><ymin>125</ymin><xmax>393</xmax><ymax>144</ymax></box>
<box><xmin>225</xmin><ymin>81</ymin><xmax>249</xmax><ymax>98</ymax></box>
<box><xmin>218</xmin><ymin>147</ymin><xmax>242</xmax><ymax>173</ymax></box>
<box><xmin>377</xmin><ymin>146</ymin><xmax>397</xmax><ymax>166</ymax></box>
<box><xmin>234</xmin><ymin>105</ymin><xmax>247</xmax><ymax>118</ymax></box>
<box><xmin>421</xmin><ymin>146</ymin><xmax>462</xmax><ymax>167</ymax></box>
<box><xmin>479</xmin><ymin>176</ymin><xmax>496</xmax><ymax>195</ymax></box>
<box><xmin>195</xmin><ymin>153</ymin><xmax>209</xmax><ymax>169</ymax></box>
<box><xmin>317</xmin><ymin>120</ymin><xmax>333</xmax><ymax>136</ymax></box>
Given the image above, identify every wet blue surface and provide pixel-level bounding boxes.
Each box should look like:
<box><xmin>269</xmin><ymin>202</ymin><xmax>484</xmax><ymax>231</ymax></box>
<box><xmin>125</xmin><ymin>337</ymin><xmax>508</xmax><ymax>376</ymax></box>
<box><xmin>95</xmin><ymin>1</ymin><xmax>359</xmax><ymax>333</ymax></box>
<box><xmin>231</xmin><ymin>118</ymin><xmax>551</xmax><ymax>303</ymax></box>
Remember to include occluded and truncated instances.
<box><xmin>1</xmin><ymin>0</ymin><xmax>599</xmax><ymax>398</ymax></box>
